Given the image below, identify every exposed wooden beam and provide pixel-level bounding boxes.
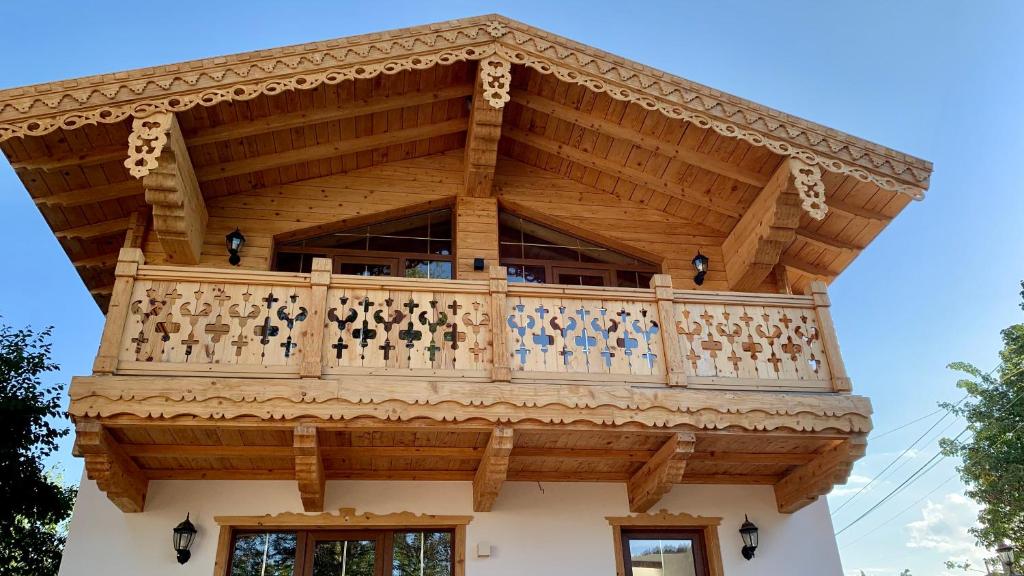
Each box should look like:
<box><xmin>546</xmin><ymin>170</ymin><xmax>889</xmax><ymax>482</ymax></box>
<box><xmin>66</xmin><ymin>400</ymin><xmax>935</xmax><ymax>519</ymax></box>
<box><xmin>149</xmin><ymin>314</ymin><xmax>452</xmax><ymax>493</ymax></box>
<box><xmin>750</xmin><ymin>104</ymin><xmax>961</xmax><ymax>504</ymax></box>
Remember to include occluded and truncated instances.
<box><xmin>774</xmin><ymin>437</ymin><xmax>867</xmax><ymax>513</ymax></box>
<box><xmin>88</xmin><ymin>284</ymin><xmax>114</xmax><ymax>296</ymax></box>
<box><xmin>73</xmin><ymin>252</ymin><xmax>120</xmax><ymax>270</ymax></box>
<box><xmin>722</xmin><ymin>157</ymin><xmax>803</xmax><ymax>291</ymax></box>
<box><xmin>74</xmin><ymin>420</ymin><xmax>148</xmax><ymax>513</ymax></box>
<box><xmin>294</xmin><ymin>423</ymin><xmax>325</xmax><ymax>512</ymax></box>
<box><xmin>795</xmin><ymin>228</ymin><xmax>860</xmax><ymax>253</ymax></box>
<box><xmin>186</xmin><ymin>84</ymin><xmax>474</xmax><ymax>146</ymax></box>
<box><xmin>126</xmin><ymin>113</ymin><xmax>208</xmax><ymax>264</ymax></box>
<box><xmin>503</xmin><ymin>126</ymin><xmax>743</xmax><ymax>219</ymax></box>
<box><xmin>33</xmin><ymin>180</ymin><xmax>142</xmax><ymax>208</ymax></box>
<box><xmin>779</xmin><ymin>254</ymin><xmax>836</xmax><ymax>279</ymax></box>
<box><xmin>511</xmin><ymin>89</ymin><xmax>770</xmax><ymax>188</ymax></box>
<box><xmin>463</xmin><ymin>58</ymin><xmax>509</xmax><ymax>197</ymax></box>
<box><xmin>11</xmin><ymin>144</ymin><xmax>125</xmax><ymax>172</ymax></box>
<box><xmin>55</xmin><ymin>216</ymin><xmax>131</xmax><ymax>240</ymax></box>
<box><xmin>197</xmin><ymin>117</ymin><xmax>469</xmax><ymax>182</ymax></box>
<box><xmin>473</xmin><ymin>427</ymin><xmax>513</xmax><ymax>512</ymax></box>
<box><xmin>627</xmin><ymin>432</ymin><xmax>696</xmax><ymax>513</ymax></box>
<box><xmin>122</xmin><ymin>208</ymin><xmax>149</xmax><ymax>249</ymax></box>
<box><xmin>827</xmin><ymin>197</ymin><xmax>891</xmax><ymax>222</ymax></box>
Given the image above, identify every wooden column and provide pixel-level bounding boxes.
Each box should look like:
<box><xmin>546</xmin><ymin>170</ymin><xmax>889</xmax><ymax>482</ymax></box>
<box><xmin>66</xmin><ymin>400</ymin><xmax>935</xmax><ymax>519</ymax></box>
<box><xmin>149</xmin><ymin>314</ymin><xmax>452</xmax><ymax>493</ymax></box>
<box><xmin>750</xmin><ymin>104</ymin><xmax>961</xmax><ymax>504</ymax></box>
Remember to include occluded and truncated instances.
<box><xmin>774</xmin><ymin>436</ymin><xmax>866</xmax><ymax>514</ymax></box>
<box><xmin>125</xmin><ymin>112</ymin><xmax>208</xmax><ymax>264</ymax></box>
<box><xmin>92</xmin><ymin>247</ymin><xmax>144</xmax><ymax>374</ymax></box>
<box><xmin>463</xmin><ymin>55</ymin><xmax>510</xmax><ymax>198</ymax></box>
<box><xmin>650</xmin><ymin>274</ymin><xmax>686</xmax><ymax>387</ymax></box>
<box><xmin>300</xmin><ymin>258</ymin><xmax>332</xmax><ymax>378</ymax></box>
<box><xmin>627</xmin><ymin>432</ymin><xmax>696</xmax><ymax>513</ymax></box>
<box><xmin>489</xmin><ymin>265</ymin><xmax>511</xmax><ymax>382</ymax></box>
<box><xmin>722</xmin><ymin>157</ymin><xmax>803</xmax><ymax>291</ymax></box>
<box><xmin>74</xmin><ymin>420</ymin><xmax>148</xmax><ymax>512</ymax></box>
<box><xmin>806</xmin><ymin>280</ymin><xmax>851</xmax><ymax>392</ymax></box>
<box><xmin>455</xmin><ymin>197</ymin><xmax>499</xmax><ymax>280</ymax></box>
<box><xmin>294</xmin><ymin>423</ymin><xmax>325</xmax><ymax>512</ymax></box>
<box><xmin>473</xmin><ymin>427</ymin><xmax>513</xmax><ymax>512</ymax></box>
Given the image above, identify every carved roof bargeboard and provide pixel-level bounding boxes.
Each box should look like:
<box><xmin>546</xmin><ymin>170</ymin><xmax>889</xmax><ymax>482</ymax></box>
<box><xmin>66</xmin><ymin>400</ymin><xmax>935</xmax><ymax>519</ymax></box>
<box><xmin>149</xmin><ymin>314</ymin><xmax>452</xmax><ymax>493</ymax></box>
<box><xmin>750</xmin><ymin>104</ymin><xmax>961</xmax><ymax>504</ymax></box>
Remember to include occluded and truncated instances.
<box><xmin>0</xmin><ymin>14</ymin><xmax>931</xmax><ymax>196</ymax></box>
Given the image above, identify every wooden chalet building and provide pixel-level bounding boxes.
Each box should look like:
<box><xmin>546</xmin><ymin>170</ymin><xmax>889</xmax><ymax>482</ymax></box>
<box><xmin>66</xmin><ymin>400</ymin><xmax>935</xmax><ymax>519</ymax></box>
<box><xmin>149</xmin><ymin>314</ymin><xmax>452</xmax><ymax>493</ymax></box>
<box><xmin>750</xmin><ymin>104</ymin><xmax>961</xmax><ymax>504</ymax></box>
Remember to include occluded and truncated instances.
<box><xmin>0</xmin><ymin>15</ymin><xmax>931</xmax><ymax>576</ymax></box>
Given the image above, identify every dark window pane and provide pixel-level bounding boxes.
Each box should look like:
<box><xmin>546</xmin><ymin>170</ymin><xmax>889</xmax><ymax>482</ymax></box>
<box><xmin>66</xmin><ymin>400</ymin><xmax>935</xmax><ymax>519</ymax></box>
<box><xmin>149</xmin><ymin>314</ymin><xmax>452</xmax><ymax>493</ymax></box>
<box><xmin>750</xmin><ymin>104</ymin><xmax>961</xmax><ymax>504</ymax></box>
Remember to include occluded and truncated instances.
<box><xmin>522</xmin><ymin>266</ymin><xmax>545</xmax><ymax>284</ymax></box>
<box><xmin>499</xmin><ymin>242</ymin><xmax>523</xmax><ymax>259</ymax></box>
<box><xmin>429</xmin><ymin>214</ymin><xmax>452</xmax><ymax>240</ymax></box>
<box><xmin>230</xmin><ymin>532</ymin><xmax>297</xmax><ymax>576</ymax></box>
<box><xmin>369</xmin><ymin>235</ymin><xmax>428</xmax><ymax>253</ymax></box>
<box><xmin>636</xmin><ymin>272</ymin><xmax>654</xmax><ymax>289</ymax></box>
<box><xmin>523</xmin><ymin>242</ymin><xmax>580</xmax><ymax>261</ymax></box>
<box><xmin>392</xmin><ymin>531</ymin><xmax>452</xmax><ymax>576</ymax></box>
<box><xmin>626</xmin><ymin>539</ymin><xmax>697</xmax><ymax>576</ymax></box>
<box><xmin>557</xmin><ymin>273</ymin><xmax>605</xmax><ymax>287</ymax></box>
<box><xmin>430</xmin><ymin>239</ymin><xmax>452</xmax><ymax>256</ymax></box>
<box><xmin>312</xmin><ymin>540</ymin><xmax>376</xmax><ymax>576</ymax></box>
<box><xmin>274</xmin><ymin>252</ymin><xmax>304</xmax><ymax>273</ymax></box>
<box><xmin>338</xmin><ymin>262</ymin><xmax>392</xmax><ymax>277</ymax></box>
<box><xmin>303</xmin><ymin>232</ymin><xmax>369</xmax><ymax>251</ymax></box>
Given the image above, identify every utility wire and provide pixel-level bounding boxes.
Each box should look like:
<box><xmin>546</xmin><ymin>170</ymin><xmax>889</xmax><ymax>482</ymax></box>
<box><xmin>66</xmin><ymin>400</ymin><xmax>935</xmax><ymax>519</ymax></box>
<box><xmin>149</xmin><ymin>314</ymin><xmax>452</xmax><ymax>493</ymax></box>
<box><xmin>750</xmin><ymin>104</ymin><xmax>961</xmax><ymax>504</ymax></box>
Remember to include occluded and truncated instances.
<box><xmin>870</xmin><ymin>406</ymin><xmax>949</xmax><ymax>441</ymax></box>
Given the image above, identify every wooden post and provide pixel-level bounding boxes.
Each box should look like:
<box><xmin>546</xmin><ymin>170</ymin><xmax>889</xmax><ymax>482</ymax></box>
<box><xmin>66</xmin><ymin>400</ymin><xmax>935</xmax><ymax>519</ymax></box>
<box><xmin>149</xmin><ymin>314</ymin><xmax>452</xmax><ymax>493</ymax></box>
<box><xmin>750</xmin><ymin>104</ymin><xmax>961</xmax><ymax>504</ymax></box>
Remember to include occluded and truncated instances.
<box><xmin>92</xmin><ymin>247</ymin><xmax>144</xmax><ymax>374</ymax></box>
<box><xmin>806</xmin><ymin>280</ymin><xmax>851</xmax><ymax>392</ymax></box>
<box><xmin>300</xmin><ymin>258</ymin><xmax>332</xmax><ymax>378</ymax></box>
<box><xmin>488</xmin><ymin>266</ymin><xmax>511</xmax><ymax>382</ymax></box>
<box><xmin>650</xmin><ymin>274</ymin><xmax>686</xmax><ymax>387</ymax></box>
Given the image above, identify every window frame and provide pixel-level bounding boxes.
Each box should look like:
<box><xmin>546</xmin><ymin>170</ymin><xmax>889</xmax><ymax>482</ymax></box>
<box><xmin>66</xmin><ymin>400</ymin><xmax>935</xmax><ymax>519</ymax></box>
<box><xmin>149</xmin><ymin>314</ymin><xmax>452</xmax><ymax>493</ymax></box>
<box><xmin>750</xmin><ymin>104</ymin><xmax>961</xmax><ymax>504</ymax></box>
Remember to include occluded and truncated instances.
<box><xmin>607</xmin><ymin>513</ymin><xmax>724</xmax><ymax>576</ymax></box>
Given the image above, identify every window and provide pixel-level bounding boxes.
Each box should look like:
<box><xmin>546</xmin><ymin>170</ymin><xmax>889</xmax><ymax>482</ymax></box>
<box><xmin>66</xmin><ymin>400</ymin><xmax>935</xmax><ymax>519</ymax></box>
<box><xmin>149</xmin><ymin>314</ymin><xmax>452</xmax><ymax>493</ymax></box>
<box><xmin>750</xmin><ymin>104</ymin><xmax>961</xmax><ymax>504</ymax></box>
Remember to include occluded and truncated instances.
<box><xmin>499</xmin><ymin>212</ymin><xmax>658</xmax><ymax>288</ymax></box>
<box><xmin>274</xmin><ymin>209</ymin><xmax>454</xmax><ymax>280</ymax></box>
<box><xmin>608</xmin><ymin>516</ymin><xmax>724</xmax><ymax>576</ymax></box>
<box><xmin>227</xmin><ymin>529</ymin><xmax>454</xmax><ymax>576</ymax></box>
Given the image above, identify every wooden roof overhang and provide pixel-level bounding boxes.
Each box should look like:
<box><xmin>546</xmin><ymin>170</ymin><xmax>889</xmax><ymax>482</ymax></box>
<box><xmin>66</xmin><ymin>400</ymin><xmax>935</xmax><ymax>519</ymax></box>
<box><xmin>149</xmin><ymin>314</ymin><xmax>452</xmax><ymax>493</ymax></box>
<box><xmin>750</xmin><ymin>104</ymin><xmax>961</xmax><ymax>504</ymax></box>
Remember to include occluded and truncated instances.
<box><xmin>0</xmin><ymin>15</ymin><xmax>932</xmax><ymax>306</ymax></box>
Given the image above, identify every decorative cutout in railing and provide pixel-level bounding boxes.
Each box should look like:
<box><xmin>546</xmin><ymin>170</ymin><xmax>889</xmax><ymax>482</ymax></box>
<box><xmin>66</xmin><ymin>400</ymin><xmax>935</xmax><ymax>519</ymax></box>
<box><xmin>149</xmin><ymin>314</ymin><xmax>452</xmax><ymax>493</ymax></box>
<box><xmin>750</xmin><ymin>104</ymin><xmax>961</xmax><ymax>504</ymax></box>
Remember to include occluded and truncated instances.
<box><xmin>118</xmin><ymin>280</ymin><xmax>312</xmax><ymax>370</ymax></box>
<box><xmin>673</xmin><ymin>299</ymin><xmax>831</xmax><ymax>383</ymax></box>
<box><xmin>322</xmin><ymin>285</ymin><xmax>492</xmax><ymax>373</ymax></box>
<box><xmin>504</xmin><ymin>293</ymin><xmax>665</xmax><ymax>380</ymax></box>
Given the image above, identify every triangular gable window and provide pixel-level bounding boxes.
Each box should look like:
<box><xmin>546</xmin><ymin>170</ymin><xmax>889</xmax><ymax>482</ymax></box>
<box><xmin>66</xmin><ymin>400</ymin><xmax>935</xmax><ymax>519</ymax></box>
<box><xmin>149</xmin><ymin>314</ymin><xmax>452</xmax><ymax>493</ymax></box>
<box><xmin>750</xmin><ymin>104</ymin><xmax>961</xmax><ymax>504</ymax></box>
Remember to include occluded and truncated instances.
<box><xmin>274</xmin><ymin>208</ymin><xmax>453</xmax><ymax>279</ymax></box>
<box><xmin>498</xmin><ymin>212</ymin><xmax>658</xmax><ymax>288</ymax></box>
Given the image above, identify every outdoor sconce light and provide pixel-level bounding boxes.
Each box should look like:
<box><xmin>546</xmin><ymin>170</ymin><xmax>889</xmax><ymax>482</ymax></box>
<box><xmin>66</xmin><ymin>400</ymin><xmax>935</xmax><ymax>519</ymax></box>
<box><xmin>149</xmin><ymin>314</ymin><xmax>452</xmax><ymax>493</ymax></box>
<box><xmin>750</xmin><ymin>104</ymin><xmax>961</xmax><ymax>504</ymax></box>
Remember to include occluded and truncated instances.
<box><xmin>692</xmin><ymin>251</ymin><xmax>709</xmax><ymax>286</ymax></box>
<box><xmin>172</xmin><ymin>513</ymin><xmax>198</xmax><ymax>565</ymax></box>
<box><xmin>997</xmin><ymin>542</ymin><xmax>1016</xmax><ymax>575</ymax></box>
<box><xmin>739</xmin><ymin>515</ymin><xmax>759</xmax><ymax>560</ymax></box>
<box><xmin>474</xmin><ymin>258</ymin><xmax>485</xmax><ymax>272</ymax></box>
<box><xmin>225</xmin><ymin>228</ymin><xmax>246</xmax><ymax>266</ymax></box>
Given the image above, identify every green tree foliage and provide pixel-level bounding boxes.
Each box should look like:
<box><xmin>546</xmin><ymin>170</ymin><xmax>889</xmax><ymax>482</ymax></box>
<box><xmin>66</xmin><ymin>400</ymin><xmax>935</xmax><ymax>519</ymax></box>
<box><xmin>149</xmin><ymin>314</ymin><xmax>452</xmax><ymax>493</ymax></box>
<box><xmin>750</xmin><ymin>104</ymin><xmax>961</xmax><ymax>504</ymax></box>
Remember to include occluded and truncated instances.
<box><xmin>940</xmin><ymin>282</ymin><xmax>1024</xmax><ymax>570</ymax></box>
<box><xmin>0</xmin><ymin>323</ymin><xmax>77</xmax><ymax>575</ymax></box>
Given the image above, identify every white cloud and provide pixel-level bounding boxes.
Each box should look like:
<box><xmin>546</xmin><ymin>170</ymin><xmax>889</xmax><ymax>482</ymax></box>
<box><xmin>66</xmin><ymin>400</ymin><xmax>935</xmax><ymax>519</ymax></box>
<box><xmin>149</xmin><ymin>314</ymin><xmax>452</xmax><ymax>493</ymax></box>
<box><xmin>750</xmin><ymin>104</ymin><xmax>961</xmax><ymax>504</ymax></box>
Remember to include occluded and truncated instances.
<box><xmin>905</xmin><ymin>493</ymin><xmax>988</xmax><ymax>570</ymax></box>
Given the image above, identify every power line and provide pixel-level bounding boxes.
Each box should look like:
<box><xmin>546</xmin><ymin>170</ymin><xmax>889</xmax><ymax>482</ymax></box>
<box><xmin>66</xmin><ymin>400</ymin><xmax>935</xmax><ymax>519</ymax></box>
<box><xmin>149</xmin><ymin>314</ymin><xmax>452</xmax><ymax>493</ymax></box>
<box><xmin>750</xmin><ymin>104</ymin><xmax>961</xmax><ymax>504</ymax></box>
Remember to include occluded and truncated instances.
<box><xmin>871</xmin><ymin>406</ymin><xmax>948</xmax><ymax>441</ymax></box>
<box><xmin>839</xmin><ymin>472</ymin><xmax>957</xmax><ymax>549</ymax></box>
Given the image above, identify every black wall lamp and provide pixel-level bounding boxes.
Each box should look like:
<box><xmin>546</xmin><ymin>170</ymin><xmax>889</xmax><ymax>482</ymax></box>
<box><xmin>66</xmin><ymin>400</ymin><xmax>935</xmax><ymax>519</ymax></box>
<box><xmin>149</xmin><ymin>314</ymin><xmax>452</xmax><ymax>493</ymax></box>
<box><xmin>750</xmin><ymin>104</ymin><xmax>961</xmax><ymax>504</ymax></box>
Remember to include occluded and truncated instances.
<box><xmin>225</xmin><ymin>228</ymin><xmax>246</xmax><ymax>266</ymax></box>
<box><xmin>739</xmin><ymin>515</ymin><xmax>759</xmax><ymax>560</ymax></box>
<box><xmin>473</xmin><ymin>257</ymin><xmax>485</xmax><ymax>272</ymax></box>
<box><xmin>692</xmin><ymin>251</ymin><xmax>709</xmax><ymax>286</ymax></box>
<box><xmin>172</xmin><ymin>513</ymin><xmax>198</xmax><ymax>564</ymax></box>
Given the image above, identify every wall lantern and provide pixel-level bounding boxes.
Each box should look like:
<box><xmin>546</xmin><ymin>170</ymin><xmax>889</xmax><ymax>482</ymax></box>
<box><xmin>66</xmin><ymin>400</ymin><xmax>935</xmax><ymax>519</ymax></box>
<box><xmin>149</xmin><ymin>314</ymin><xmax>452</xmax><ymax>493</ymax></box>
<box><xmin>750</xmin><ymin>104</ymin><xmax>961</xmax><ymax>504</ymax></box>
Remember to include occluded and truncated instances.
<box><xmin>172</xmin><ymin>513</ymin><xmax>198</xmax><ymax>565</ymax></box>
<box><xmin>473</xmin><ymin>258</ymin><xmax>485</xmax><ymax>272</ymax></box>
<box><xmin>225</xmin><ymin>228</ymin><xmax>246</xmax><ymax>266</ymax></box>
<box><xmin>692</xmin><ymin>251</ymin><xmax>709</xmax><ymax>286</ymax></box>
<box><xmin>739</xmin><ymin>515</ymin><xmax>759</xmax><ymax>560</ymax></box>
<box><xmin>997</xmin><ymin>542</ymin><xmax>1016</xmax><ymax>575</ymax></box>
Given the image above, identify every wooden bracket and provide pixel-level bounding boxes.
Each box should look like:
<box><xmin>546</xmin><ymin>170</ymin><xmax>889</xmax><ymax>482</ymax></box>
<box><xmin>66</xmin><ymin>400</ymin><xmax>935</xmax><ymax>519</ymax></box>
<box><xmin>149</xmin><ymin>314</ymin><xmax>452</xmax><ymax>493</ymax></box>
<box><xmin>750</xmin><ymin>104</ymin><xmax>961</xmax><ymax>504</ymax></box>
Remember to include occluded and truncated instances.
<box><xmin>774</xmin><ymin>436</ymin><xmax>867</xmax><ymax>514</ymax></box>
<box><xmin>294</xmin><ymin>423</ymin><xmax>325</xmax><ymax>512</ymax></box>
<box><xmin>473</xmin><ymin>427</ymin><xmax>513</xmax><ymax>511</ymax></box>
<box><xmin>74</xmin><ymin>420</ymin><xmax>148</xmax><ymax>512</ymax></box>
<box><xmin>463</xmin><ymin>56</ymin><xmax>509</xmax><ymax>197</ymax></box>
<box><xmin>627</xmin><ymin>432</ymin><xmax>696</xmax><ymax>513</ymax></box>
<box><xmin>126</xmin><ymin>112</ymin><xmax>208</xmax><ymax>264</ymax></box>
<box><xmin>722</xmin><ymin>157</ymin><xmax>804</xmax><ymax>291</ymax></box>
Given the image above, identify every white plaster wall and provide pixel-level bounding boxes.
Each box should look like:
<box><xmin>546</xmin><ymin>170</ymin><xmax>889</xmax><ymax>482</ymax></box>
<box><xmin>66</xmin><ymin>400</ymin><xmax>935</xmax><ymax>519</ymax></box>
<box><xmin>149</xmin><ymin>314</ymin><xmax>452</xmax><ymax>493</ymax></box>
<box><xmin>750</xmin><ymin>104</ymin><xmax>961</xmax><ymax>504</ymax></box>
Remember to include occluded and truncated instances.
<box><xmin>60</xmin><ymin>473</ymin><xmax>843</xmax><ymax>576</ymax></box>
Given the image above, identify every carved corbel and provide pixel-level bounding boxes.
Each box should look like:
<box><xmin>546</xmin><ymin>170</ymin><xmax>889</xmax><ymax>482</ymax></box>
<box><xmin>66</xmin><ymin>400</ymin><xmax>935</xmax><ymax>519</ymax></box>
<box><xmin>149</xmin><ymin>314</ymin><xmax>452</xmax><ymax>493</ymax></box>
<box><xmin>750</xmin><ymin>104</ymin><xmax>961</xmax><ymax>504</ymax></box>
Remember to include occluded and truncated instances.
<box><xmin>74</xmin><ymin>420</ymin><xmax>148</xmax><ymax>512</ymax></box>
<box><xmin>294</xmin><ymin>423</ymin><xmax>325</xmax><ymax>512</ymax></box>
<box><xmin>774</xmin><ymin>436</ymin><xmax>867</xmax><ymax>513</ymax></box>
<box><xmin>627</xmin><ymin>432</ymin><xmax>696</xmax><ymax>513</ymax></box>
<box><xmin>464</xmin><ymin>54</ymin><xmax>511</xmax><ymax>197</ymax></box>
<box><xmin>789</xmin><ymin>158</ymin><xmax>828</xmax><ymax>220</ymax></box>
<box><xmin>124</xmin><ymin>112</ymin><xmax>208</xmax><ymax>264</ymax></box>
<box><xmin>473</xmin><ymin>427</ymin><xmax>513</xmax><ymax>511</ymax></box>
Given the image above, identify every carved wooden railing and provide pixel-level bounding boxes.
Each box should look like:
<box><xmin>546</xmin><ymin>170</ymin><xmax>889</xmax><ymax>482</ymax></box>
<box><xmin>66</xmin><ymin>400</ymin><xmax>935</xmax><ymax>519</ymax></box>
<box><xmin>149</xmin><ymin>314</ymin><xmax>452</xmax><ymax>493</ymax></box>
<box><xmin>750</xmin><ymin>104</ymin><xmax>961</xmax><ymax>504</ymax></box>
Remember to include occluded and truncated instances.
<box><xmin>94</xmin><ymin>249</ymin><xmax>849</xmax><ymax>393</ymax></box>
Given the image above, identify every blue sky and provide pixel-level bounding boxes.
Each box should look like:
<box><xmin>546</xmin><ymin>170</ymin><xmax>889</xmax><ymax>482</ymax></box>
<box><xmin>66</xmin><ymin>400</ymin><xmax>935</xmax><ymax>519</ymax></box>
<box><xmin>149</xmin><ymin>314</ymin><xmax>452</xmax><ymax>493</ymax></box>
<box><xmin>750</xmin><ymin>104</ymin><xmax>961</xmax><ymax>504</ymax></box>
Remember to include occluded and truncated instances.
<box><xmin>1</xmin><ymin>1</ymin><xmax>1021</xmax><ymax>574</ymax></box>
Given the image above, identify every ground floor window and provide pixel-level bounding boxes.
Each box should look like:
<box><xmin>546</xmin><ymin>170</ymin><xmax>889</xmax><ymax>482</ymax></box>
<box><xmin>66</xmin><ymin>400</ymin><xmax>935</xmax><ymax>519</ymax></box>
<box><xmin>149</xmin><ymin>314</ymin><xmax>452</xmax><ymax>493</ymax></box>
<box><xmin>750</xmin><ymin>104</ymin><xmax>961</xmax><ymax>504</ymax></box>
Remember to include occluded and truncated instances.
<box><xmin>608</xmin><ymin>514</ymin><xmax>724</xmax><ymax>576</ymax></box>
<box><xmin>229</xmin><ymin>529</ymin><xmax>454</xmax><ymax>576</ymax></box>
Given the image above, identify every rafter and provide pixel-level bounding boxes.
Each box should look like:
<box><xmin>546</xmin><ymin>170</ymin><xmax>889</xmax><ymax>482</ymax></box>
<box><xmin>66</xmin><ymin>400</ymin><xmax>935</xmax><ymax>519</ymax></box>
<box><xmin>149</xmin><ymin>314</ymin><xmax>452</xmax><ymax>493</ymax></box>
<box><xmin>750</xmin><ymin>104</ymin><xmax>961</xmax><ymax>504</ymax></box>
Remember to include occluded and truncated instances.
<box><xmin>503</xmin><ymin>126</ymin><xmax>743</xmax><ymax>219</ymax></box>
<box><xmin>55</xmin><ymin>216</ymin><xmax>131</xmax><ymax>240</ymax></box>
<box><xmin>127</xmin><ymin>112</ymin><xmax>208</xmax><ymax>264</ymax></box>
<box><xmin>34</xmin><ymin>180</ymin><xmax>142</xmax><ymax>208</ymax></box>
<box><xmin>511</xmin><ymin>89</ymin><xmax>770</xmax><ymax>188</ymax></box>
<box><xmin>795</xmin><ymin>228</ymin><xmax>860</xmax><ymax>253</ymax></box>
<box><xmin>627</xmin><ymin>432</ymin><xmax>696</xmax><ymax>513</ymax></box>
<box><xmin>827</xmin><ymin>197</ymin><xmax>891</xmax><ymax>222</ymax></box>
<box><xmin>11</xmin><ymin>144</ymin><xmax>125</xmax><ymax>172</ymax></box>
<box><xmin>780</xmin><ymin>254</ymin><xmax>836</xmax><ymax>279</ymax></box>
<box><xmin>473</xmin><ymin>427</ymin><xmax>513</xmax><ymax>512</ymax></box>
<box><xmin>196</xmin><ymin>117</ymin><xmax>468</xmax><ymax>182</ymax></box>
<box><xmin>294</xmin><ymin>423</ymin><xmax>325</xmax><ymax>512</ymax></box>
<box><xmin>722</xmin><ymin>157</ymin><xmax>803</xmax><ymax>291</ymax></box>
<box><xmin>187</xmin><ymin>84</ymin><xmax>473</xmax><ymax>146</ymax></box>
<box><xmin>463</xmin><ymin>57</ymin><xmax>509</xmax><ymax>197</ymax></box>
<box><xmin>73</xmin><ymin>252</ymin><xmax>120</xmax><ymax>269</ymax></box>
<box><xmin>74</xmin><ymin>420</ymin><xmax>148</xmax><ymax>512</ymax></box>
<box><xmin>774</xmin><ymin>437</ymin><xmax>867</xmax><ymax>513</ymax></box>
